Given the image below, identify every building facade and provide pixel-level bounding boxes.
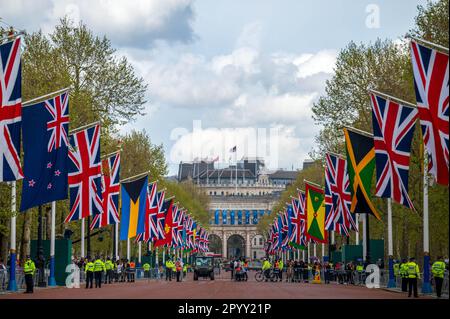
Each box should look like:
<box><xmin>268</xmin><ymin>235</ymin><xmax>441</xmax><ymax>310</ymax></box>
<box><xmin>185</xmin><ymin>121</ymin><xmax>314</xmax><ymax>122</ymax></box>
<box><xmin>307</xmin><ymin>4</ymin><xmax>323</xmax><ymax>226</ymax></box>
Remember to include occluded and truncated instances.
<box><xmin>178</xmin><ymin>158</ymin><xmax>298</xmax><ymax>260</ymax></box>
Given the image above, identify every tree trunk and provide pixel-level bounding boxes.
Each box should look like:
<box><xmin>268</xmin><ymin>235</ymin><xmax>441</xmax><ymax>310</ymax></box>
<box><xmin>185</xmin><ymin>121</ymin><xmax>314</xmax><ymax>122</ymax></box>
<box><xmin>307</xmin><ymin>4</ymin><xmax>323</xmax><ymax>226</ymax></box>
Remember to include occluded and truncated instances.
<box><xmin>21</xmin><ymin>211</ymin><xmax>33</xmax><ymax>264</ymax></box>
<box><xmin>0</xmin><ymin>234</ymin><xmax>8</xmax><ymax>264</ymax></box>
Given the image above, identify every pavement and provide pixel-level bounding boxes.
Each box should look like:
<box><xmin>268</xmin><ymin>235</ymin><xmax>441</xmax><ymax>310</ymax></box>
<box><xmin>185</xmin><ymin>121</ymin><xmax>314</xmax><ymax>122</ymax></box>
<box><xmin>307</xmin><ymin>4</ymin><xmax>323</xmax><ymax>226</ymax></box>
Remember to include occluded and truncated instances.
<box><xmin>0</xmin><ymin>271</ymin><xmax>431</xmax><ymax>299</ymax></box>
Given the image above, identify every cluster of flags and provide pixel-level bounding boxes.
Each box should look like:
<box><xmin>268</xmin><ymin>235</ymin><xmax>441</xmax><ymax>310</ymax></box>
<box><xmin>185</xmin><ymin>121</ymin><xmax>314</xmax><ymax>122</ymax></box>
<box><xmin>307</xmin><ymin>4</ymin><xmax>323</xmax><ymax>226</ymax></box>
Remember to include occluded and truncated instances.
<box><xmin>0</xmin><ymin>35</ymin><xmax>209</xmax><ymax>255</ymax></box>
<box><xmin>265</xmin><ymin>38</ymin><xmax>449</xmax><ymax>254</ymax></box>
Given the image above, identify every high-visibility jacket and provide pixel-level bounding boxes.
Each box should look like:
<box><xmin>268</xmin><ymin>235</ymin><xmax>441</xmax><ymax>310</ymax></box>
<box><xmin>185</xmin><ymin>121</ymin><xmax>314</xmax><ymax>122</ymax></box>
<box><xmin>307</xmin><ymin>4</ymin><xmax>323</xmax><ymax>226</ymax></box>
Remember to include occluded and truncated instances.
<box><xmin>278</xmin><ymin>261</ymin><xmax>284</xmax><ymax>270</ymax></box>
<box><xmin>183</xmin><ymin>265</ymin><xmax>187</xmax><ymax>272</ymax></box>
<box><xmin>130</xmin><ymin>262</ymin><xmax>135</xmax><ymax>269</ymax></box>
<box><xmin>175</xmin><ymin>261</ymin><xmax>182</xmax><ymax>272</ymax></box>
<box><xmin>432</xmin><ymin>261</ymin><xmax>446</xmax><ymax>278</ymax></box>
<box><xmin>356</xmin><ymin>265</ymin><xmax>364</xmax><ymax>272</ymax></box>
<box><xmin>399</xmin><ymin>263</ymin><xmax>408</xmax><ymax>278</ymax></box>
<box><xmin>143</xmin><ymin>263</ymin><xmax>151</xmax><ymax>271</ymax></box>
<box><xmin>24</xmin><ymin>260</ymin><xmax>36</xmax><ymax>275</ymax></box>
<box><xmin>407</xmin><ymin>262</ymin><xmax>420</xmax><ymax>279</ymax></box>
<box><xmin>165</xmin><ymin>260</ymin><xmax>174</xmax><ymax>269</ymax></box>
<box><xmin>94</xmin><ymin>259</ymin><xmax>106</xmax><ymax>272</ymax></box>
<box><xmin>85</xmin><ymin>262</ymin><xmax>95</xmax><ymax>273</ymax></box>
<box><xmin>262</xmin><ymin>260</ymin><xmax>271</xmax><ymax>271</ymax></box>
<box><xmin>393</xmin><ymin>263</ymin><xmax>400</xmax><ymax>276</ymax></box>
<box><xmin>105</xmin><ymin>260</ymin><xmax>113</xmax><ymax>270</ymax></box>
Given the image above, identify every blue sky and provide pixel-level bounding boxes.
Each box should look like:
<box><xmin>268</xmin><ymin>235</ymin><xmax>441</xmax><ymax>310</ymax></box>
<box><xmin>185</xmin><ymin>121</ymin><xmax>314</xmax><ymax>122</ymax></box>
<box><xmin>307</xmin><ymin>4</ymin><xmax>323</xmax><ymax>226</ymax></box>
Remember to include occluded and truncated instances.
<box><xmin>1</xmin><ymin>0</ymin><xmax>428</xmax><ymax>175</ymax></box>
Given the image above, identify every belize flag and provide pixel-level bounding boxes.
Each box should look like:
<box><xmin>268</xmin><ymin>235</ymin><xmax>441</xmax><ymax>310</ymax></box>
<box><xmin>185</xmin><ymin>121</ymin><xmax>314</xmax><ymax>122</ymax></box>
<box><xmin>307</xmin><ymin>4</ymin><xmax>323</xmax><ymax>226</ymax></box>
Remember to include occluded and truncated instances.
<box><xmin>20</xmin><ymin>93</ymin><xmax>69</xmax><ymax>211</ymax></box>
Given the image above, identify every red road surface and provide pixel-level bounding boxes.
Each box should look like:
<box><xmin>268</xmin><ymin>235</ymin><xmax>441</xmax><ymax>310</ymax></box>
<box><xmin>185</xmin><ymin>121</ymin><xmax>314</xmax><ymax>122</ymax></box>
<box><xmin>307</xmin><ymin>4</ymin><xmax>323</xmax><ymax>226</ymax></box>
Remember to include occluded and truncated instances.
<box><xmin>0</xmin><ymin>272</ymin><xmax>425</xmax><ymax>299</ymax></box>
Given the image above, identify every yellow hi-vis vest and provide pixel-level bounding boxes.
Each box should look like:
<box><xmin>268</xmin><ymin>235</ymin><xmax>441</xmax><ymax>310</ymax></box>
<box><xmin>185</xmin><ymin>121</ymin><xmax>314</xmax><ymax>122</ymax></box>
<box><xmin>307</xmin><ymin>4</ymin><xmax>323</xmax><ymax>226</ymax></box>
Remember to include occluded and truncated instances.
<box><xmin>407</xmin><ymin>262</ymin><xmax>420</xmax><ymax>279</ymax></box>
<box><xmin>262</xmin><ymin>261</ymin><xmax>271</xmax><ymax>271</ymax></box>
<box><xmin>393</xmin><ymin>263</ymin><xmax>400</xmax><ymax>275</ymax></box>
<box><xmin>24</xmin><ymin>260</ymin><xmax>36</xmax><ymax>275</ymax></box>
<box><xmin>432</xmin><ymin>261</ymin><xmax>446</xmax><ymax>278</ymax></box>
<box><xmin>143</xmin><ymin>263</ymin><xmax>151</xmax><ymax>271</ymax></box>
<box><xmin>94</xmin><ymin>259</ymin><xmax>106</xmax><ymax>272</ymax></box>
<box><xmin>105</xmin><ymin>260</ymin><xmax>113</xmax><ymax>270</ymax></box>
<box><xmin>85</xmin><ymin>262</ymin><xmax>94</xmax><ymax>273</ymax></box>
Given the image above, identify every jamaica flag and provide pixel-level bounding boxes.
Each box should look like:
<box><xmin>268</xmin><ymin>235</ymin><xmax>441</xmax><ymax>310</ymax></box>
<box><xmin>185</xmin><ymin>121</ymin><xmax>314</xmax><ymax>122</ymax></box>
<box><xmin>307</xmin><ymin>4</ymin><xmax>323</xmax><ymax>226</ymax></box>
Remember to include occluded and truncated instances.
<box><xmin>305</xmin><ymin>181</ymin><xmax>327</xmax><ymax>243</ymax></box>
<box><xmin>344</xmin><ymin>128</ymin><xmax>381</xmax><ymax>220</ymax></box>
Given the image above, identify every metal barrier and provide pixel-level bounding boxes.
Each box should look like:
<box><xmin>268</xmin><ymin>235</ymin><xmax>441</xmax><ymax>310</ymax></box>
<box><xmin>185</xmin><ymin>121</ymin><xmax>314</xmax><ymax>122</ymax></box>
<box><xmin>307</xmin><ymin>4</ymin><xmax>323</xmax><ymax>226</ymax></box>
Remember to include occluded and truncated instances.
<box><xmin>0</xmin><ymin>268</ymin><xmax>49</xmax><ymax>293</ymax></box>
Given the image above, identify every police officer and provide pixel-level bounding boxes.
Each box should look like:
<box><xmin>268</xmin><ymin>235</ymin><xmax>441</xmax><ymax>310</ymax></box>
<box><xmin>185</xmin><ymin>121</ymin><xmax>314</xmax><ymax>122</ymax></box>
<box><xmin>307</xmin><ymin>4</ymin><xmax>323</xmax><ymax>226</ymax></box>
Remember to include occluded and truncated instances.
<box><xmin>104</xmin><ymin>257</ymin><xmax>113</xmax><ymax>284</ymax></box>
<box><xmin>183</xmin><ymin>263</ymin><xmax>188</xmax><ymax>279</ymax></box>
<box><xmin>278</xmin><ymin>259</ymin><xmax>284</xmax><ymax>282</ymax></box>
<box><xmin>165</xmin><ymin>258</ymin><xmax>174</xmax><ymax>281</ymax></box>
<box><xmin>399</xmin><ymin>259</ymin><xmax>408</xmax><ymax>292</ymax></box>
<box><xmin>393</xmin><ymin>260</ymin><xmax>400</xmax><ymax>281</ymax></box>
<box><xmin>262</xmin><ymin>258</ymin><xmax>272</xmax><ymax>282</ymax></box>
<box><xmin>356</xmin><ymin>260</ymin><xmax>364</xmax><ymax>284</ymax></box>
<box><xmin>94</xmin><ymin>256</ymin><xmax>106</xmax><ymax>288</ymax></box>
<box><xmin>85</xmin><ymin>257</ymin><xmax>94</xmax><ymax>289</ymax></box>
<box><xmin>407</xmin><ymin>257</ymin><xmax>420</xmax><ymax>298</ymax></box>
<box><xmin>23</xmin><ymin>255</ymin><xmax>36</xmax><ymax>293</ymax></box>
<box><xmin>431</xmin><ymin>256</ymin><xmax>446</xmax><ymax>298</ymax></box>
<box><xmin>143</xmin><ymin>262</ymin><xmax>151</xmax><ymax>278</ymax></box>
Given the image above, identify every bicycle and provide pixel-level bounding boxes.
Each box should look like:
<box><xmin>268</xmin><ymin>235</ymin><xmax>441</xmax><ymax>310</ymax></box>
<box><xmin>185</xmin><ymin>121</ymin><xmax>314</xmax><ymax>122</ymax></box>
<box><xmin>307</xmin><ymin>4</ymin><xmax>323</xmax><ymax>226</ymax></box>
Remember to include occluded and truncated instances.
<box><xmin>255</xmin><ymin>269</ymin><xmax>275</xmax><ymax>282</ymax></box>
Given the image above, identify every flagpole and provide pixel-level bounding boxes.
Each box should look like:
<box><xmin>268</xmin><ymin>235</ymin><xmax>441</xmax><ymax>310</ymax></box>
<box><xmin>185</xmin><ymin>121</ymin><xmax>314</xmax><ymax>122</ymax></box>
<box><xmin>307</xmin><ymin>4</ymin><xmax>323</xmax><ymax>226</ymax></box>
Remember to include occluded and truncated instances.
<box><xmin>422</xmin><ymin>146</ymin><xmax>432</xmax><ymax>293</ymax></box>
<box><xmin>6</xmin><ymin>181</ymin><xmax>17</xmax><ymax>291</ymax></box>
<box><xmin>22</xmin><ymin>87</ymin><xmax>71</xmax><ymax>106</ymax></box>
<box><xmin>302</xmin><ymin>249</ymin><xmax>305</xmax><ymax>262</ymax></box>
<box><xmin>355</xmin><ymin>214</ymin><xmax>359</xmax><ymax>245</ymax></box>
<box><xmin>313</xmin><ymin>243</ymin><xmax>316</xmax><ymax>258</ymax></box>
<box><xmin>127</xmin><ymin>238</ymin><xmax>130</xmax><ymax>261</ymax></box>
<box><xmin>408</xmin><ymin>36</ymin><xmax>449</xmax><ymax>53</ymax></box>
<box><xmin>362</xmin><ymin>214</ymin><xmax>367</xmax><ymax>261</ymax></box>
<box><xmin>48</xmin><ymin>201</ymin><xmax>57</xmax><ymax>286</ymax></box>
<box><xmin>81</xmin><ymin>218</ymin><xmax>85</xmax><ymax>258</ymax></box>
<box><xmin>115</xmin><ymin>223</ymin><xmax>119</xmax><ymax>260</ymax></box>
<box><xmin>155</xmin><ymin>247</ymin><xmax>159</xmax><ymax>266</ymax></box>
<box><xmin>138</xmin><ymin>241</ymin><xmax>142</xmax><ymax>266</ymax></box>
<box><xmin>386</xmin><ymin>198</ymin><xmax>396</xmax><ymax>288</ymax></box>
<box><xmin>69</xmin><ymin>121</ymin><xmax>100</xmax><ymax>136</ymax></box>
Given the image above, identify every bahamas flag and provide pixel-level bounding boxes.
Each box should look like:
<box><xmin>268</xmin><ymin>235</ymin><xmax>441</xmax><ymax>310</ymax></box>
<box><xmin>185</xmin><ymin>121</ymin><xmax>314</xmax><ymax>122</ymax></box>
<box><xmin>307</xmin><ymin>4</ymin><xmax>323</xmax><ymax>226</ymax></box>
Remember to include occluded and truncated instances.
<box><xmin>344</xmin><ymin>128</ymin><xmax>381</xmax><ymax>220</ymax></box>
<box><xmin>120</xmin><ymin>175</ymin><xmax>148</xmax><ymax>240</ymax></box>
<box><xmin>305</xmin><ymin>181</ymin><xmax>327</xmax><ymax>243</ymax></box>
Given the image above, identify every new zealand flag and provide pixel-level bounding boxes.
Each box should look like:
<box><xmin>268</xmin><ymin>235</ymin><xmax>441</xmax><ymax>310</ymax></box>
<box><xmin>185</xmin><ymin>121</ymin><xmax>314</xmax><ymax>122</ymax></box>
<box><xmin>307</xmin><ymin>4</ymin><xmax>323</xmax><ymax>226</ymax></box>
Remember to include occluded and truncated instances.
<box><xmin>20</xmin><ymin>93</ymin><xmax>69</xmax><ymax>211</ymax></box>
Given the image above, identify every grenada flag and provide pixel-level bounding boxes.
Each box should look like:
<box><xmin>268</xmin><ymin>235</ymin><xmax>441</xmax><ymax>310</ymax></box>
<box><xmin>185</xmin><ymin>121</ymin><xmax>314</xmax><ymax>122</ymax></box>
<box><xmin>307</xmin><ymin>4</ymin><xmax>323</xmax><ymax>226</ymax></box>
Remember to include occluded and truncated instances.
<box><xmin>305</xmin><ymin>181</ymin><xmax>327</xmax><ymax>243</ymax></box>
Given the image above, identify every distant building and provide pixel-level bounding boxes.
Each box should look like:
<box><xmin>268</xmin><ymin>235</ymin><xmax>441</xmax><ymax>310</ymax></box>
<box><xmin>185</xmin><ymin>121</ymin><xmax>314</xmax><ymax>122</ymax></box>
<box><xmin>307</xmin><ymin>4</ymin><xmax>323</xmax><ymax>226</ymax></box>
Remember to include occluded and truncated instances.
<box><xmin>177</xmin><ymin>157</ymin><xmax>298</xmax><ymax>260</ymax></box>
<box><xmin>302</xmin><ymin>159</ymin><xmax>315</xmax><ymax>170</ymax></box>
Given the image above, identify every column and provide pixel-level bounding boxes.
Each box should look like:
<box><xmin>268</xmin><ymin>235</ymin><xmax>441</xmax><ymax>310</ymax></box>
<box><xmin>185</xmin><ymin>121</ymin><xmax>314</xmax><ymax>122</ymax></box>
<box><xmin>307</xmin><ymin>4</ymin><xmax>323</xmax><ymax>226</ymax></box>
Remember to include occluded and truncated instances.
<box><xmin>222</xmin><ymin>233</ymin><xmax>227</xmax><ymax>259</ymax></box>
<box><xmin>246</xmin><ymin>232</ymin><xmax>251</xmax><ymax>259</ymax></box>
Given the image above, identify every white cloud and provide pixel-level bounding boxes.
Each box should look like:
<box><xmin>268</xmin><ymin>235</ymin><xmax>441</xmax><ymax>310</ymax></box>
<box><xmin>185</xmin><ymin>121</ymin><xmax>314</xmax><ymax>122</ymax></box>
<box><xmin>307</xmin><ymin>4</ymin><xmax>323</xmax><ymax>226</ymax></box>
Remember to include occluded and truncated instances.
<box><xmin>0</xmin><ymin>0</ymin><xmax>196</xmax><ymax>47</ymax></box>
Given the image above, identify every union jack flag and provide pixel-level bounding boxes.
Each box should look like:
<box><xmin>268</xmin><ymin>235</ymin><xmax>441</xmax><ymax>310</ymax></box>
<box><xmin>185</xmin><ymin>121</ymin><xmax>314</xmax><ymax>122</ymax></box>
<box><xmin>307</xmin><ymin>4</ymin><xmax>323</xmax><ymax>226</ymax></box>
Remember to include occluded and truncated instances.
<box><xmin>281</xmin><ymin>209</ymin><xmax>291</xmax><ymax>249</ymax></box>
<box><xmin>185</xmin><ymin>215</ymin><xmax>194</xmax><ymax>249</ymax></box>
<box><xmin>410</xmin><ymin>40</ymin><xmax>449</xmax><ymax>186</ymax></box>
<box><xmin>155</xmin><ymin>190</ymin><xmax>166</xmax><ymax>240</ymax></box>
<box><xmin>289</xmin><ymin>197</ymin><xmax>302</xmax><ymax>247</ymax></box>
<box><xmin>66</xmin><ymin>124</ymin><xmax>103</xmax><ymax>222</ymax></box>
<box><xmin>0</xmin><ymin>37</ymin><xmax>23</xmax><ymax>181</ymax></box>
<box><xmin>45</xmin><ymin>92</ymin><xmax>69</xmax><ymax>152</ymax></box>
<box><xmin>171</xmin><ymin>205</ymin><xmax>180</xmax><ymax>247</ymax></box>
<box><xmin>90</xmin><ymin>152</ymin><xmax>120</xmax><ymax>230</ymax></box>
<box><xmin>325</xmin><ymin>153</ymin><xmax>358</xmax><ymax>236</ymax></box>
<box><xmin>371</xmin><ymin>93</ymin><xmax>418</xmax><ymax>209</ymax></box>
<box><xmin>144</xmin><ymin>182</ymin><xmax>159</xmax><ymax>242</ymax></box>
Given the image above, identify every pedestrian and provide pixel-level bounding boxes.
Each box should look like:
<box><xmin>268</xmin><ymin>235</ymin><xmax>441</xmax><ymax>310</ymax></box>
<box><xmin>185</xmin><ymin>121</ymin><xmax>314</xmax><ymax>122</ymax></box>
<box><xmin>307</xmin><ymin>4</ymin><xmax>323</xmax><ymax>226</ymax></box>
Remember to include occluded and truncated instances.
<box><xmin>0</xmin><ymin>258</ymin><xmax>6</xmax><ymax>290</ymax></box>
<box><xmin>175</xmin><ymin>258</ymin><xmax>183</xmax><ymax>282</ymax></box>
<box><xmin>399</xmin><ymin>258</ymin><xmax>408</xmax><ymax>292</ymax></box>
<box><xmin>165</xmin><ymin>258</ymin><xmax>173</xmax><ymax>281</ymax></box>
<box><xmin>407</xmin><ymin>257</ymin><xmax>420</xmax><ymax>298</ymax></box>
<box><xmin>431</xmin><ymin>256</ymin><xmax>446</xmax><ymax>298</ymax></box>
<box><xmin>243</xmin><ymin>259</ymin><xmax>249</xmax><ymax>281</ymax></box>
<box><xmin>183</xmin><ymin>263</ymin><xmax>188</xmax><ymax>280</ymax></box>
<box><xmin>143</xmin><ymin>261</ymin><xmax>151</xmax><ymax>278</ymax></box>
<box><xmin>130</xmin><ymin>260</ymin><xmax>136</xmax><ymax>282</ymax></box>
<box><xmin>324</xmin><ymin>261</ymin><xmax>331</xmax><ymax>284</ymax></box>
<box><xmin>116</xmin><ymin>260</ymin><xmax>123</xmax><ymax>282</ymax></box>
<box><xmin>23</xmin><ymin>255</ymin><xmax>35</xmax><ymax>293</ymax></box>
<box><xmin>105</xmin><ymin>257</ymin><xmax>113</xmax><ymax>284</ymax></box>
<box><xmin>94</xmin><ymin>256</ymin><xmax>106</xmax><ymax>288</ymax></box>
<box><xmin>230</xmin><ymin>259</ymin><xmax>235</xmax><ymax>280</ymax></box>
<box><xmin>85</xmin><ymin>257</ymin><xmax>94</xmax><ymax>288</ymax></box>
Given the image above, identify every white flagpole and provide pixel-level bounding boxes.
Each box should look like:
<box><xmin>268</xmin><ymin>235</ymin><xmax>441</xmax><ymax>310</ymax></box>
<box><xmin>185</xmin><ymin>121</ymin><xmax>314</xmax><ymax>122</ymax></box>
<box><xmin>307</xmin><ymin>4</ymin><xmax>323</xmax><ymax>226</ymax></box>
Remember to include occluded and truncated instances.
<box><xmin>155</xmin><ymin>247</ymin><xmax>159</xmax><ymax>266</ymax></box>
<box><xmin>313</xmin><ymin>243</ymin><xmax>317</xmax><ymax>258</ymax></box>
<box><xmin>331</xmin><ymin>231</ymin><xmax>335</xmax><ymax>245</ymax></box>
<box><xmin>362</xmin><ymin>214</ymin><xmax>367</xmax><ymax>261</ymax></box>
<box><xmin>321</xmin><ymin>243</ymin><xmax>325</xmax><ymax>261</ymax></box>
<box><xmin>115</xmin><ymin>223</ymin><xmax>119</xmax><ymax>260</ymax></box>
<box><xmin>81</xmin><ymin>218</ymin><xmax>85</xmax><ymax>258</ymax></box>
<box><xmin>48</xmin><ymin>201</ymin><xmax>57</xmax><ymax>286</ymax></box>
<box><xmin>307</xmin><ymin>244</ymin><xmax>310</xmax><ymax>262</ymax></box>
<box><xmin>422</xmin><ymin>147</ymin><xmax>432</xmax><ymax>293</ymax></box>
<box><xmin>387</xmin><ymin>198</ymin><xmax>396</xmax><ymax>288</ymax></box>
<box><xmin>355</xmin><ymin>214</ymin><xmax>359</xmax><ymax>245</ymax></box>
<box><xmin>138</xmin><ymin>241</ymin><xmax>142</xmax><ymax>265</ymax></box>
<box><xmin>7</xmin><ymin>181</ymin><xmax>17</xmax><ymax>291</ymax></box>
<box><xmin>302</xmin><ymin>249</ymin><xmax>305</xmax><ymax>261</ymax></box>
<box><xmin>127</xmin><ymin>238</ymin><xmax>130</xmax><ymax>261</ymax></box>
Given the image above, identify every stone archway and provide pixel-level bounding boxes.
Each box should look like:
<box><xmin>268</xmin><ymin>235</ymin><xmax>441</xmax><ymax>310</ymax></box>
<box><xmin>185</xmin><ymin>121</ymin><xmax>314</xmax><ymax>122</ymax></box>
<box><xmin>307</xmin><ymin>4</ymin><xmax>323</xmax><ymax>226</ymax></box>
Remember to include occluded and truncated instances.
<box><xmin>227</xmin><ymin>234</ymin><xmax>246</xmax><ymax>259</ymax></box>
<box><xmin>208</xmin><ymin>234</ymin><xmax>222</xmax><ymax>255</ymax></box>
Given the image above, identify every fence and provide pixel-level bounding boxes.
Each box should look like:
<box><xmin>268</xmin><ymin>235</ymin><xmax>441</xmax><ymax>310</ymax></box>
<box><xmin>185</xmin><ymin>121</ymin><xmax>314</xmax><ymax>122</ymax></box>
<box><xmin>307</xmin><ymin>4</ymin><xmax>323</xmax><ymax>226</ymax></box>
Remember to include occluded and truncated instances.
<box><xmin>0</xmin><ymin>268</ymin><xmax>49</xmax><ymax>293</ymax></box>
